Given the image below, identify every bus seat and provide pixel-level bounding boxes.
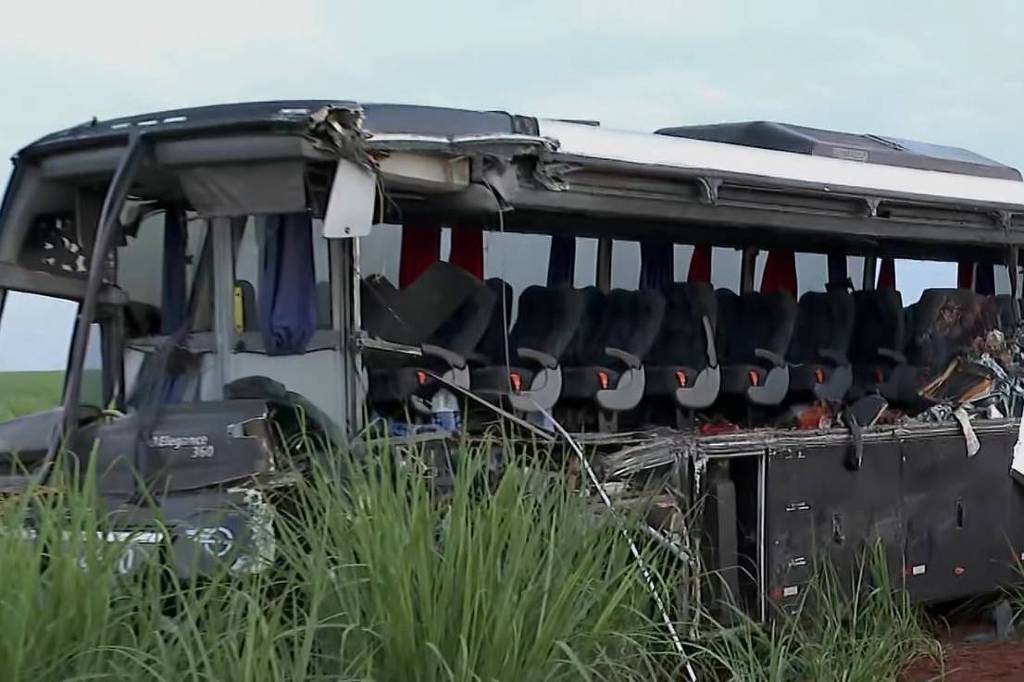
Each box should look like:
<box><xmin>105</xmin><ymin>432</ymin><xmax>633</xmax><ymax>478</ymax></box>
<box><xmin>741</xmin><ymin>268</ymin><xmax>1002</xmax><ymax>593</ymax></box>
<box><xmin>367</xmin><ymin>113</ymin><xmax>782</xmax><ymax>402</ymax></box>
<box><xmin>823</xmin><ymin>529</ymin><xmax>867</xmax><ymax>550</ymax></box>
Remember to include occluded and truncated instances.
<box><xmin>470</xmin><ymin>284</ymin><xmax>586</xmax><ymax>413</ymax></box>
<box><xmin>901</xmin><ymin>288</ymin><xmax>999</xmax><ymax>397</ymax></box>
<box><xmin>644</xmin><ymin>283</ymin><xmax>720</xmax><ymax>414</ymax></box>
<box><xmin>717</xmin><ymin>290</ymin><xmax>797</xmax><ymax>406</ymax></box>
<box><xmin>560</xmin><ymin>288</ymin><xmax>666</xmax><ymax>420</ymax></box>
<box><xmin>470</xmin><ymin>278</ymin><xmax>514</xmax><ymax>366</ymax></box>
<box><xmin>361</xmin><ymin>261</ymin><xmax>482</xmax><ymax>347</ymax></box>
<box><xmin>786</xmin><ymin>291</ymin><xmax>855</xmax><ymax>402</ymax></box>
<box><xmin>367</xmin><ymin>277</ymin><xmax>497</xmax><ymax>410</ymax></box>
<box><xmin>848</xmin><ymin>289</ymin><xmax>907</xmax><ymax>400</ymax></box>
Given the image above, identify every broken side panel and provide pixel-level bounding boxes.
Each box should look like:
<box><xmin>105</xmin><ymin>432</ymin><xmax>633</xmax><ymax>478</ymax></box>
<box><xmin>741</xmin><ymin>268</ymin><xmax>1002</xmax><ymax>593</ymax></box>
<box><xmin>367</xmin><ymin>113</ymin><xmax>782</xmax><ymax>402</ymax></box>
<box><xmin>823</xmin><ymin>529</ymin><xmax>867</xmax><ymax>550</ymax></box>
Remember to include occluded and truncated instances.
<box><xmin>764</xmin><ymin>437</ymin><xmax>903</xmax><ymax>611</ymax></box>
<box><xmin>901</xmin><ymin>423</ymin><xmax>1024</xmax><ymax>602</ymax></box>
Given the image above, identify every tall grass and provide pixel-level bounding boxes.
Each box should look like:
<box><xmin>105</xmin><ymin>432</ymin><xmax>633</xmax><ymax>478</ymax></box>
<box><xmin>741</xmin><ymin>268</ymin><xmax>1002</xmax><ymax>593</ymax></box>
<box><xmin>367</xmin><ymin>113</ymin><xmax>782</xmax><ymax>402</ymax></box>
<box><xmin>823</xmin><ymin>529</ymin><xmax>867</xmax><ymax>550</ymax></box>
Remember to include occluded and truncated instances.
<box><xmin>0</xmin><ymin>433</ymin><xmax>940</xmax><ymax>681</ymax></box>
<box><xmin>690</xmin><ymin>547</ymin><xmax>939</xmax><ymax>681</ymax></box>
<box><xmin>0</xmin><ymin>440</ymin><xmax>675</xmax><ymax>681</ymax></box>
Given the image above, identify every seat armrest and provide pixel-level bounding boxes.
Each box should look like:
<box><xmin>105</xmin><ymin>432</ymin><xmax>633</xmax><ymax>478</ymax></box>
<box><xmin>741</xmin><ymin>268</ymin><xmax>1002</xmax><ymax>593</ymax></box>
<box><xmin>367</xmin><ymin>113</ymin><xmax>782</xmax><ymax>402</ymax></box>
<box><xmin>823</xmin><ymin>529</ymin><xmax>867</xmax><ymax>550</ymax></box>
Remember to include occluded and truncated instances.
<box><xmin>517</xmin><ymin>347</ymin><xmax>558</xmax><ymax>369</ymax></box>
<box><xmin>818</xmin><ymin>348</ymin><xmax>848</xmax><ymax>365</ymax></box>
<box><xmin>877</xmin><ymin>347</ymin><xmax>907</xmax><ymax>364</ymax></box>
<box><xmin>754</xmin><ymin>348</ymin><xmax>786</xmax><ymax>367</ymax></box>
<box><xmin>702</xmin><ymin>316</ymin><xmax>718</xmax><ymax>367</ymax></box>
<box><xmin>605</xmin><ymin>347</ymin><xmax>641</xmax><ymax>369</ymax></box>
<box><xmin>421</xmin><ymin>344</ymin><xmax>467</xmax><ymax>369</ymax></box>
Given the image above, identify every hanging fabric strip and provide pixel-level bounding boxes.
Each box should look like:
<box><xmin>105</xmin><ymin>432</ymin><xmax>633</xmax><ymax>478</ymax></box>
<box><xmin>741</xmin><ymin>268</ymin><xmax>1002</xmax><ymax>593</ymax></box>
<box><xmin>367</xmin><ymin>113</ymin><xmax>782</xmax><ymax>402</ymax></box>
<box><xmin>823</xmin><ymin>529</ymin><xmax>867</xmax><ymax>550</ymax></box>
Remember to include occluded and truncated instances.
<box><xmin>640</xmin><ymin>239</ymin><xmax>674</xmax><ymax>289</ymax></box>
<box><xmin>957</xmin><ymin>260</ymin><xmax>975</xmax><ymax>290</ymax></box>
<box><xmin>449</xmin><ymin>225</ymin><xmax>484</xmax><ymax>279</ymax></box>
<box><xmin>877</xmin><ymin>257</ymin><xmax>897</xmax><ymax>290</ymax></box>
<box><xmin>975</xmin><ymin>262</ymin><xmax>996</xmax><ymax>295</ymax></box>
<box><xmin>687</xmin><ymin>245</ymin><xmax>712</xmax><ymax>283</ymax></box>
<box><xmin>826</xmin><ymin>253</ymin><xmax>850</xmax><ymax>291</ymax></box>
<box><xmin>258</xmin><ymin>214</ymin><xmax>319</xmax><ymax>356</ymax></box>
<box><xmin>760</xmin><ymin>249</ymin><xmax>797</xmax><ymax>296</ymax></box>
<box><xmin>399</xmin><ymin>222</ymin><xmax>442</xmax><ymax>289</ymax></box>
<box><xmin>547</xmin><ymin>234</ymin><xmax>576</xmax><ymax>286</ymax></box>
<box><xmin>160</xmin><ymin>207</ymin><xmax>188</xmax><ymax>335</ymax></box>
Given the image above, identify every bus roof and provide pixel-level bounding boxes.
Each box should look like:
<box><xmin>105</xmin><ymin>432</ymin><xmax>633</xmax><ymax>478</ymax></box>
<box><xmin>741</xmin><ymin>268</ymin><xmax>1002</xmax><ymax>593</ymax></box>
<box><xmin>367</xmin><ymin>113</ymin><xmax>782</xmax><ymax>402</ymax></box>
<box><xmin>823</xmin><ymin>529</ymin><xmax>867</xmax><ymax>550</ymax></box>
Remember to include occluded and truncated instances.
<box><xmin>18</xmin><ymin>100</ymin><xmax>1023</xmax><ymax>209</ymax></box>
<box><xmin>538</xmin><ymin>119</ymin><xmax>1024</xmax><ymax>211</ymax></box>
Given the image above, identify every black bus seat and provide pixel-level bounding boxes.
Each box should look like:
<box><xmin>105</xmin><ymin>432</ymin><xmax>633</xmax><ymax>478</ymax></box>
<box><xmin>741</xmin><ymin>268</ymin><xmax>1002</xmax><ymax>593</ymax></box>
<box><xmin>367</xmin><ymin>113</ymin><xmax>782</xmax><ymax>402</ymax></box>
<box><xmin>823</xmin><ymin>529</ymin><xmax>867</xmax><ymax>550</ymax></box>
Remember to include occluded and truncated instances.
<box><xmin>644</xmin><ymin>283</ymin><xmax>720</xmax><ymax>415</ymax></box>
<box><xmin>361</xmin><ymin>261</ymin><xmax>483</xmax><ymax>346</ymax></box>
<box><xmin>902</xmin><ymin>288</ymin><xmax>999</xmax><ymax>399</ymax></box>
<box><xmin>470</xmin><ymin>284</ymin><xmax>586</xmax><ymax>413</ymax></box>
<box><xmin>786</xmin><ymin>291</ymin><xmax>855</xmax><ymax>402</ymax></box>
<box><xmin>364</xmin><ymin>264</ymin><xmax>497</xmax><ymax>412</ymax></box>
<box><xmin>466</xmin><ymin>278</ymin><xmax>514</xmax><ymax>366</ymax></box>
<box><xmin>848</xmin><ymin>289</ymin><xmax>907</xmax><ymax>400</ymax></box>
<box><xmin>560</xmin><ymin>288</ymin><xmax>666</xmax><ymax>423</ymax></box>
<box><xmin>717</xmin><ymin>290</ymin><xmax>797</xmax><ymax>406</ymax></box>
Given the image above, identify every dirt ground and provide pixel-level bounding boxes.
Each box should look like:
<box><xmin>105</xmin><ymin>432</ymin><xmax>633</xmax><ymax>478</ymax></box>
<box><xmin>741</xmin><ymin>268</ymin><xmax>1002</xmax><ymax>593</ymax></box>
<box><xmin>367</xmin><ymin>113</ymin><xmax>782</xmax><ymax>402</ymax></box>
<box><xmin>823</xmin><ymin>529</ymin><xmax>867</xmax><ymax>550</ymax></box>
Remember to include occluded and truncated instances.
<box><xmin>902</xmin><ymin>640</ymin><xmax>1024</xmax><ymax>681</ymax></box>
<box><xmin>901</xmin><ymin>622</ymin><xmax>1024</xmax><ymax>682</ymax></box>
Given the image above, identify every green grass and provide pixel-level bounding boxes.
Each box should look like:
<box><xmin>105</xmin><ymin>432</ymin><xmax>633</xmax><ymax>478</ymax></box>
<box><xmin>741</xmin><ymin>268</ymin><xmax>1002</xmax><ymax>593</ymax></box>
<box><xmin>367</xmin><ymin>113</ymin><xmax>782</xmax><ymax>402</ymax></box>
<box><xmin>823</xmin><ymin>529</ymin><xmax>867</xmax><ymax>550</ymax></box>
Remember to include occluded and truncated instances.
<box><xmin>690</xmin><ymin>547</ymin><xmax>939</xmax><ymax>681</ymax></box>
<box><xmin>0</xmin><ymin>370</ymin><xmax>64</xmax><ymax>420</ymax></box>
<box><xmin>0</xmin><ymin>442</ymin><xmax>679</xmax><ymax>681</ymax></box>
<box><xmin>0</xmin><ymin>434</ymin><xmax>939</xmax><ymax>681</ymax></box>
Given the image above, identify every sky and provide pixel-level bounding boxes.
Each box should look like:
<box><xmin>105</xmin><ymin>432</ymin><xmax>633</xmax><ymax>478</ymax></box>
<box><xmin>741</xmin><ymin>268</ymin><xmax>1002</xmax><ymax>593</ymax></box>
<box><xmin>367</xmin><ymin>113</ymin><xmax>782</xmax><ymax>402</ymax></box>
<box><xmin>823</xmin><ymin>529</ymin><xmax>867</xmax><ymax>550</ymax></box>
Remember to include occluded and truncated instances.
<box><xmin>1</xmin><ymin>0</ymin><xmax>1023</xmax><ymax>370</ymax></box>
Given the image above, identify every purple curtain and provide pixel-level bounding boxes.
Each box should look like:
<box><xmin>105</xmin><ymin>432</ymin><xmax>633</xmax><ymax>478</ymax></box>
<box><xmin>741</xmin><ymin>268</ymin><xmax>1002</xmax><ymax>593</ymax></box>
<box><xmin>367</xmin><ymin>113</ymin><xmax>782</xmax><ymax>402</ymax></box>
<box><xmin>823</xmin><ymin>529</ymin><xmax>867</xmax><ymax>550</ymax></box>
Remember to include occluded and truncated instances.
<box><xmin>259</xmin><ymin>214</ymin><xmax>318</xmax><ymax>355</ymax></box>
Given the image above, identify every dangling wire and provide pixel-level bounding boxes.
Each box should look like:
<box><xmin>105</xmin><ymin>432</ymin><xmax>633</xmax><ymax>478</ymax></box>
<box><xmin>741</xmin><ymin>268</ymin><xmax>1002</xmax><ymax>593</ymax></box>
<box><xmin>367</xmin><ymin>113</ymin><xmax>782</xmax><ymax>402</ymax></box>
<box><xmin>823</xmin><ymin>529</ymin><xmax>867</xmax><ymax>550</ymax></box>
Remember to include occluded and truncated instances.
<box><xmin>533</xmin><ymin>400</ymin><xmax>699</xmax><ymax>682</ymax></box>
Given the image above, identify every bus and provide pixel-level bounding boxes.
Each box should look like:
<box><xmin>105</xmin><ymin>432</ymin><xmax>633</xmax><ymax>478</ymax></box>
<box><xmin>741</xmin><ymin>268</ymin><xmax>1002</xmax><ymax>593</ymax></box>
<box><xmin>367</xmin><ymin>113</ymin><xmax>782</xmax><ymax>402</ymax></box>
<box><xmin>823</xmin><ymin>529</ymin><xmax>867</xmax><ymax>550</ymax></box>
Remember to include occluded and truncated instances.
<box><xmin>1</xmin><ymin>101</ymin><xmax>1023</xmax><ymax>618</ymax></box>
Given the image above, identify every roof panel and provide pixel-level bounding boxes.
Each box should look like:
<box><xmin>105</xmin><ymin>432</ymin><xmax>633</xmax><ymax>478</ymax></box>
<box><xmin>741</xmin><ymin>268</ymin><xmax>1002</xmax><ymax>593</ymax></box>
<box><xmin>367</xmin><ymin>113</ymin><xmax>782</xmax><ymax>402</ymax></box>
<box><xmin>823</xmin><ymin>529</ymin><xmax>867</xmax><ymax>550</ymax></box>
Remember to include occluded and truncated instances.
<box><xmin>540</xmin><ymin>118</ymin><xmax>1024</xmax><ymax>210</ymax></box>
<box><xmin>655</xmin><ymin>121</ymin><xmax>1021</xmax><ymax>181</ymax></box>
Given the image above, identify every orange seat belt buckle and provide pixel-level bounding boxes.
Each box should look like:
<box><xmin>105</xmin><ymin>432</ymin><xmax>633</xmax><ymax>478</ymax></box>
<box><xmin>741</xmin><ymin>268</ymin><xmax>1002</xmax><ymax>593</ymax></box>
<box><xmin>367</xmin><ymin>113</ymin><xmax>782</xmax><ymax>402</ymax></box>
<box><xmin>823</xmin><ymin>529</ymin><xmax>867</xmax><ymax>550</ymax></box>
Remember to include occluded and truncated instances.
<box><xmin>597</xmin><ymin>370</ymin><xmax>610</xmax><ymax>390</ymax></box>
<box><xmin>509</xmin><ymin>372</ymin><xmax>522</xmax><ymax>392</ymax></box>
<box><xmin>748</xmin><ymin>370</ymin><xmax>761</xmax><ymax>387</ymax></box>
<box><xmin>675</xmin><ymin>370</ymin><xmax>688</xmax><ymax>387</ymax></box>
<box><xmin>416</xmin><ymin>370</ymin><xmax>429</xmax><ymax>385</ymax></box>
<box><xmin>814</xmin><ymin>368</ymin><xmax>826</xmax><ymax>384</ymax></box>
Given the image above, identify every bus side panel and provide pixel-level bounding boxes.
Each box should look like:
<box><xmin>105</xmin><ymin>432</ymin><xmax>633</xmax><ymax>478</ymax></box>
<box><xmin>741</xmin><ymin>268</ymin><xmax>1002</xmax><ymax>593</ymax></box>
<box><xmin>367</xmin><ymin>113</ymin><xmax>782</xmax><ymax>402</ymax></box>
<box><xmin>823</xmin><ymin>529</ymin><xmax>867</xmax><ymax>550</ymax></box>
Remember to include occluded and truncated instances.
<box><xmin>765</xmin><ymin>439</ymin><xmax>903</xmax><ymax>609</ymax></box>
<box><xmin>901</xmin><ymin>428</ymin><xmax>1024</xmax><ymax>602</ymax></box>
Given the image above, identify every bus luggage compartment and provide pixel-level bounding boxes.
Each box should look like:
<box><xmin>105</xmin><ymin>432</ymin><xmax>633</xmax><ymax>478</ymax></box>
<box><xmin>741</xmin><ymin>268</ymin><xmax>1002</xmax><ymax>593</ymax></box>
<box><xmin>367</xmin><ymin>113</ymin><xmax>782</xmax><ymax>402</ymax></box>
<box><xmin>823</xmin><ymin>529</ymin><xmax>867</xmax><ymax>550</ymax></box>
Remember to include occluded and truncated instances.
<box><xmin>754</xmin><ymin>420</ymin><xmax>1024</xmax><ymax>609</ymax></box>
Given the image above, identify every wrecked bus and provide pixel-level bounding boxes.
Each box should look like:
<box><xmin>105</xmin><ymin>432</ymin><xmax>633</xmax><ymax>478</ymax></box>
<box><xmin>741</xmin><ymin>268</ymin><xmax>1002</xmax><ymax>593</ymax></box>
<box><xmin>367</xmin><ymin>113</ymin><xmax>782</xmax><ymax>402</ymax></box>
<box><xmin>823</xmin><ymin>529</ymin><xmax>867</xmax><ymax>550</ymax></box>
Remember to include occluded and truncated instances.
<box><xmin>2</xmin><ymin>101</ymin><xmax>1024</xmax><ymax>616</ymax></box>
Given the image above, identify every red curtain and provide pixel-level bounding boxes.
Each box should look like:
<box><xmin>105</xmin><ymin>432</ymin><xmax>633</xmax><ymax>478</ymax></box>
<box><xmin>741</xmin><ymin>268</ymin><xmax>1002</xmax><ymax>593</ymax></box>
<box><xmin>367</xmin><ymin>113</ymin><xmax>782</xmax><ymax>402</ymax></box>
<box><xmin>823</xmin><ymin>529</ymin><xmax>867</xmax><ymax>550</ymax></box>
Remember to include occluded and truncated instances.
<box><xmin>877</xmin><ymin>258</ymin><xmax>896</xmax><ymax>290</ymax></box>
<box><xmin>957</xmin><ymin>260</ymin><xmax>974</xmax><ymax>290</ymax></box>
<box><xmin>449</xmin><ymin>226</ymin><xmax>484</xmax><ymax>279</ymax></box>
<box><xmin>760</xmin><ymin>249</ymin><xmax>797</xmax><ymax>296</ymax></box>
<box><xmin>687</xmin><ymin>245</ymin><xmax>712</xmax><ymax>283</ymax></box>
<box><xmin>399</xmin><ymin>222</ymin><xmax>441</xmax><ymax>288</ymax></box>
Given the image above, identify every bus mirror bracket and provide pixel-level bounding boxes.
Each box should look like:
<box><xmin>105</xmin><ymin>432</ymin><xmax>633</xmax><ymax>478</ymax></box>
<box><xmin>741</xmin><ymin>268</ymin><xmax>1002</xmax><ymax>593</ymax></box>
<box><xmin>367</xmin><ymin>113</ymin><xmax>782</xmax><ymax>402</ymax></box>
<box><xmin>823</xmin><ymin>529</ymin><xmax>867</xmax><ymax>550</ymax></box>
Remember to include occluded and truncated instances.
<box><xmin>322</xmin><ymin>158</ymin><xmax>376</xmax><ymax>239</ymax></box>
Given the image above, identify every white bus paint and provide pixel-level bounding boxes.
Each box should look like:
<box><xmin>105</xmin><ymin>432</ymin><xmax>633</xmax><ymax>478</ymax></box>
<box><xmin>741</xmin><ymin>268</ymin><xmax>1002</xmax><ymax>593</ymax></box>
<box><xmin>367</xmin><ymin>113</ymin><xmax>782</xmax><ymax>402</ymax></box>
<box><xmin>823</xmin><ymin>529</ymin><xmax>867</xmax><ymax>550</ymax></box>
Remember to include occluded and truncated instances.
<box><xmin>538</xmin><ymin>119</ymin><xmax>1024</xmax><ymax>208</ymax></box>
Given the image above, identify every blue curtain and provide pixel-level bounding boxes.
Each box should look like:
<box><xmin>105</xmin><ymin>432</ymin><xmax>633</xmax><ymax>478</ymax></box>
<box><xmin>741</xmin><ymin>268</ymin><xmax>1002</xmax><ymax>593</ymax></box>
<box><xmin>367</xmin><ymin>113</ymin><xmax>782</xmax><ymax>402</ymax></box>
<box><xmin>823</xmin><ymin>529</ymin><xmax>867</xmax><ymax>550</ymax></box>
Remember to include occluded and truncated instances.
<box><xmin>259</xmin><ymin>213</ymin><xmax>318</xmax><ymax>356</ymax></box>
<box><xmin>547</xmin><ymin>235</ymin><xmax>576</xmax><ymax>286</ymax></box>
<box><xmin>640</xmin><ymin>239</ymin><xmax>673</xmax><ymax>290</ymax></box>
<box><xmin>160</xmin><ymin>208</ymin><xmax>188</xmax><ymax>335</ymax></box>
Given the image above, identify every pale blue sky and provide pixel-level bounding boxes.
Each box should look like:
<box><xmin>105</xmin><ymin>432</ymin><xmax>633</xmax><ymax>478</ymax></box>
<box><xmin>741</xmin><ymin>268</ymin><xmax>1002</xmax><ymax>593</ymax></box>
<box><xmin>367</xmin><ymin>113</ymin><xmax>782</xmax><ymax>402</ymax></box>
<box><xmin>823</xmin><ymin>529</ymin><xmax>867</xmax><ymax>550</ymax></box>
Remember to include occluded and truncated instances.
<box><xmin>1</xmin><ymin>0</ymin><xmax>1022</xmax><ymax>369</ymax></box>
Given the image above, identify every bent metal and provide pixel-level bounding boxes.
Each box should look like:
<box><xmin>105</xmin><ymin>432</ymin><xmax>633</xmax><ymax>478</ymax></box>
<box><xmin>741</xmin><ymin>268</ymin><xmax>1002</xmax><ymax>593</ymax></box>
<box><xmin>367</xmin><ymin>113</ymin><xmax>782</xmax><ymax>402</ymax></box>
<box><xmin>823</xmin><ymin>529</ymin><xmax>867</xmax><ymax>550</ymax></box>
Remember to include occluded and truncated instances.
<box><xmin>2</xmin><ymin>100</ymin><xmax>1024</xmax><ymax>617</ymax></box>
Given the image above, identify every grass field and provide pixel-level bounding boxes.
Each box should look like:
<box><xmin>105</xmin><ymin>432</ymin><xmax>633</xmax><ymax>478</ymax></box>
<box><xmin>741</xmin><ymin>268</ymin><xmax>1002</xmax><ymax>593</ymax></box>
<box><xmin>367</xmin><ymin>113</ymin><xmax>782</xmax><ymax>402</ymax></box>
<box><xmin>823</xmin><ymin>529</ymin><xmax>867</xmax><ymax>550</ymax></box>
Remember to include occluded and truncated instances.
<box><xmin>0</xmin><ymin>370</ymin><xmax>64</xmax><ymax>421</ymax></box>
<box><xmin>0</xmin><ymin>437</ymin><xmax>938</xmax><ymax>681</ymax></box>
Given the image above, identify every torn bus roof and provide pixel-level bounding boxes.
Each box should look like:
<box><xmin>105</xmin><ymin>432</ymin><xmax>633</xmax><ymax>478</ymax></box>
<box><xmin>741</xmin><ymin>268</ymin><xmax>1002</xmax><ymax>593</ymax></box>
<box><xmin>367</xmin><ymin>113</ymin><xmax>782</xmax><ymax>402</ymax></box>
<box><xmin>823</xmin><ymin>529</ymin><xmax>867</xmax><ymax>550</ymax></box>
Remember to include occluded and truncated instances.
<box><xmin>17</xmin><ymin>100</ymin><xmax>540</xmax><ymax>158</ymax></box>
<box><xmin>16</xmin><ymin>99</ymin><xmax>1024</xmax><ymax>210</ymax></box>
